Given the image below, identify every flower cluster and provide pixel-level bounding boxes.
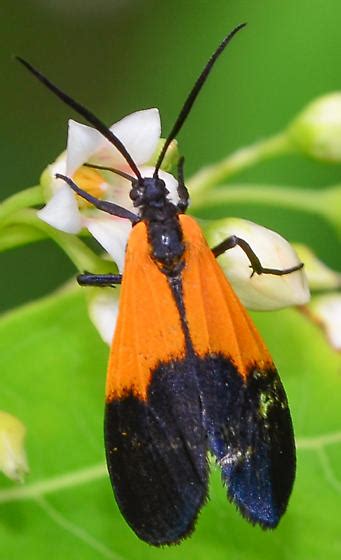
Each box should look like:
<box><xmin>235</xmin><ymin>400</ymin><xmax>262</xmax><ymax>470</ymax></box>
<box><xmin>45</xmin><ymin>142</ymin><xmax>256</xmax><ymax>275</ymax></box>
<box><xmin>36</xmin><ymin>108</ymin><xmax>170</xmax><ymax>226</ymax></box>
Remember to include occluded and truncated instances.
<box><xmin>35</xmin><ymin>107</ymin><xmax>313</xmax><ymax>344</ymax></box>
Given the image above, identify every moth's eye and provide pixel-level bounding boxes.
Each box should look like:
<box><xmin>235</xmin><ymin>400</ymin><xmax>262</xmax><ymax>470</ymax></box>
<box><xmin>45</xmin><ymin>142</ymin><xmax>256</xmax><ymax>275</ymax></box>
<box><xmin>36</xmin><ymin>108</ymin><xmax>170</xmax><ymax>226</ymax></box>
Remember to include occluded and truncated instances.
<box><xmin>129</xmin><ymin>189</ymin><xmax>139</xmax><ymax>201</ymax></box>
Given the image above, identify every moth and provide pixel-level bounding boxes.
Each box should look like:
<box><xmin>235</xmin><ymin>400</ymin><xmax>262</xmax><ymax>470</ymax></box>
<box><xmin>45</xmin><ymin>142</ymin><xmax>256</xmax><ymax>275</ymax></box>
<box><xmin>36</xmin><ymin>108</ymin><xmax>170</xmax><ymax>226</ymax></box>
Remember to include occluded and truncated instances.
<box><xmin>18</xmin><ymin>23</ymin><xmax>298</xmax><ymax>546</ymax></box>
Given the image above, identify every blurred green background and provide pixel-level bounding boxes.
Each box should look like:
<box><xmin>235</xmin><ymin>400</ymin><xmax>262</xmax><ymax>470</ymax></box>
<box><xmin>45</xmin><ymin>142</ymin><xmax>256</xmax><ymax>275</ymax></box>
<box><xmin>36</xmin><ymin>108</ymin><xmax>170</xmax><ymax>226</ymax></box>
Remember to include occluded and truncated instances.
<box><xmin>1</xmin><ymin>3</ymin><xmax>341</xmax><ymax>559</ymax></box>
<box><xmin>1</xmin><ymin>0</ymin><xmax>340</xmax><ymax>311</ymax></box>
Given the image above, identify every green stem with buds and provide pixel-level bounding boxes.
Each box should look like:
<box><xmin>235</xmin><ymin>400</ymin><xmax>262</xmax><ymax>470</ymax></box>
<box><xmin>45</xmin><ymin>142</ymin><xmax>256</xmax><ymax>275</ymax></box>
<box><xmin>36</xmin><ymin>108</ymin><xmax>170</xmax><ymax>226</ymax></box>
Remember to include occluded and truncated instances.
<box><xmin>188</xmin><ymin>132</ymin><xmax>293</xmax><ymax>194</ymax></box>
<box><xmin>1</xmin><ymin>209</ymin><xmax>113</xmax><ymax>273</ymax></box>
<box><xmin>0</xmin><ymin>186</ymin><xmax>43</xmax><ymax>223</ymax></box>
<box><xmin>0</xmin><ymin>224</ymin><xmax>46</xmax><ymax>253</ymax></box>
<box><xmin>191</xmin><ymin>184</ymin><xmax>322</xmax><ymax>213</ymax></box>
<box><xmin>190</xmin><ymin>184</ymin><xmax>341</xmax><ymax>238</ymax></box>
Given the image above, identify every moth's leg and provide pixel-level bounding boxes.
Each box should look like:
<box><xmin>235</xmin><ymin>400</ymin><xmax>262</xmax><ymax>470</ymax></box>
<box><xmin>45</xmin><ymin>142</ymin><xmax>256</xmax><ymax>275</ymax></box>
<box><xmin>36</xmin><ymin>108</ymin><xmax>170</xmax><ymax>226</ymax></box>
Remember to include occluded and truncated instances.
<box><xmin>56</xmin><ymin>174</ymin><xmax>139</xmax><ymax>223</ymax></box>
<box><xmin>212</xmin><ymin>235</ymin><xmax>304</xmax><ymax>277</ymax></box>
<box><xmin>77</xmin><ymin>272</ymin><xmax>122</xmax><ymax>287</ymax></box>
<box><xmin>176</xmin><ymin>157</ymin><xmax>190</xmax><ymax>213</ymax></box>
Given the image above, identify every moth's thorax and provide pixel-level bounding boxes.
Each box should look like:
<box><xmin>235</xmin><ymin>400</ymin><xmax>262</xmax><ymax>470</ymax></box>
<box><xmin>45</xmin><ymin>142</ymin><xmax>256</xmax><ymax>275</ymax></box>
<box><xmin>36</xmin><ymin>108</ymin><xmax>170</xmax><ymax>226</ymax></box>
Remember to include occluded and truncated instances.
<box><xmin>147</xmin><ymin>216</ymin><xmax>185</xmax><ymax>276</ymax></box>
<box><xmin>129</xmin><ymin>175</ymin><xmax>185</xmax><ymax>275</ymax></box>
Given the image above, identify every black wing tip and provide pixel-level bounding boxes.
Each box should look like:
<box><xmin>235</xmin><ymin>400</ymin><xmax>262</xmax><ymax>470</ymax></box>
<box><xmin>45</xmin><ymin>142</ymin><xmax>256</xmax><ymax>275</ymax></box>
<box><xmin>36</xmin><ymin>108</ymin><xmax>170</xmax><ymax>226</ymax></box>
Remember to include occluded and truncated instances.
<box><xmin>215</xmin><ymin>456</ymin><xmax>289</xmax><ymax>530</ymax></box>
<box><xmin>141</xmin><ymin>457</ymin><xmax>211</xmax><ymax>547</ymax></box>
<box><xmin>227</xmin><ymin>490</ymin><xmax>284</xmax><ymax>530</ymax></box>
<box><xmin>104</xmin><ymin>373</ymin><xmax>211</xmax><ymax>547</ymax></box>
<box><xmin>110</xmin><ymin>463</ymin><xmax>209</xmax><ymax>547</ymax></box>
<box><xmin>131</xmin><ymin>501</ymin><xmax>206</xmax><ymax>547</ymax></box>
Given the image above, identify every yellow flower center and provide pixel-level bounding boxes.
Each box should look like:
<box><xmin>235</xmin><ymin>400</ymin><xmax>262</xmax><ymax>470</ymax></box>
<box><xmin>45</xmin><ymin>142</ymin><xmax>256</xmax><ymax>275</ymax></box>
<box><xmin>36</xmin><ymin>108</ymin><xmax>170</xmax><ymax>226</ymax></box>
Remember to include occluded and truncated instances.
<box><xmin>73</xmin><ymin>166</ymin><xmax>106</xmax><ymax>208</ymax></box>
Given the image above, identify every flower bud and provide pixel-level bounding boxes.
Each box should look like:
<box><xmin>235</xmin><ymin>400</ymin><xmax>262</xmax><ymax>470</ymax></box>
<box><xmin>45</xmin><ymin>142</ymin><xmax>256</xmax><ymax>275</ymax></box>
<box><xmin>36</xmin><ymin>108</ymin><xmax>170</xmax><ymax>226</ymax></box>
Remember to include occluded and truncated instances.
<box><xmin>308</xmin><ymin>294</ymin><xmax>341</xmax><ymax>351</ymax></box>
<box><xmin>288</xmin><ymin>93</ymin><xmax>341</xmax><ymax>162</ymax></box>
<box><xmin>205</xmin><ymin>218</ymin><xmax>310</xmax><ymax>311</ymax></box>
<box><xmin>294</xmin><ymin>244</ymin><xmax>341</xmax><ymax>291</ymax></box>
<box><xmin>0</xmin><ymin>411</ymin><xmax>29</xmax><ymax>482</ymax></box>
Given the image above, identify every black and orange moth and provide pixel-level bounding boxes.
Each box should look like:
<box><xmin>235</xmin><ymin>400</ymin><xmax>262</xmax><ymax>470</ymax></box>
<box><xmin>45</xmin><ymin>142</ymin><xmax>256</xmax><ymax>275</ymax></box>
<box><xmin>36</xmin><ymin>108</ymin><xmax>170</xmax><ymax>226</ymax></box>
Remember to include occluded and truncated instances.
<box><xmin>17</xmin><ymin>23</ymin><xmax>299</xmax><ymax>546</ymax></box>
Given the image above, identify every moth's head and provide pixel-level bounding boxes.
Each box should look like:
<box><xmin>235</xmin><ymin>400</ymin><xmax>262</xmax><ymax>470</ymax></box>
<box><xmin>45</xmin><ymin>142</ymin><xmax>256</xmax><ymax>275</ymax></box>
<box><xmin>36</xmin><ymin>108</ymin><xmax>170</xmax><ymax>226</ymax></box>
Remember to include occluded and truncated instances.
<box><xmin>129</xmin><ymin>176</ymin><xmax>169</xmax><ymax>208</ymax></box>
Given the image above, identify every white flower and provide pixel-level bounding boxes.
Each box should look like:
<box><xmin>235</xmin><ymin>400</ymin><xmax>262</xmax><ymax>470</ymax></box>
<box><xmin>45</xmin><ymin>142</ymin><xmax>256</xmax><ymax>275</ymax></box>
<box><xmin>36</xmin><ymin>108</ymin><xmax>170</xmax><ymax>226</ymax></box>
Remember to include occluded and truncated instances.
<box><xmin>0</xmin><ymin>411</ymin><xmax>29</xmax><ymax>482</ymax></box>
<box><xmin>205</xmin><ymin>218</ymin><xmax>310</xmax><ymax>310</ymax></box>
<box><xmin>288</xmin><ymin>93</ymin><xmax>341</xmax><ymax>162</ymax></box>
<box><xmin>38</xmin><ymin>108</ymin><xmax>179</xmax><ymax>270</ymax></box>
<box><xmin>88</xmin><ymin>290</ymin><xmax>120</xmax><ymax>345</ymax></box>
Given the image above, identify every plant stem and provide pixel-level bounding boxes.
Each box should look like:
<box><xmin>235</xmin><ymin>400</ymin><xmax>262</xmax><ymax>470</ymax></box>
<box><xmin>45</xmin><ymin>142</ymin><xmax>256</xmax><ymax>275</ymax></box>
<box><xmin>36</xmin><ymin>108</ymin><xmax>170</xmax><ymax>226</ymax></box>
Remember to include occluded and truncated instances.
<box><xmin>188</xmin><ymin>132</ymin><xmax>293</xmax><ymax>195</ymax></box>
<box><xmin>190</xmin><ymin>183</ymin><xmax>341</xmax><ymax>239</ymax></box>
<box><xmin>190</xmin><ymin>183</ymin><xmax>323</xmax><ymax>214</ymax></box>
<box><xmin>0</xmin><ymin>186</ymin><xmax>43</xmax><ymax>223</ymax></box>
<box><xmin>2</xmin><ymin>209</ymin><xmax>111</xmax><ymax>273</ymax></box>
<box><xmin>0</xmin><ymin>224</ymin><xmax>46</xmax><ymax>253</ymax></box>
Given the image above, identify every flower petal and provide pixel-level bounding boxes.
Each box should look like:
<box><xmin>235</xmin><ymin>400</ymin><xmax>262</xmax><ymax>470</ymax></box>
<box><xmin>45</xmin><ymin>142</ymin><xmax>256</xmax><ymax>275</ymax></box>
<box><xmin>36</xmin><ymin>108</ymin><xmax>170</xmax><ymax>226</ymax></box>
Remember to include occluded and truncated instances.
<box><xmin>67</xmin><ymin>110</ymin><xmax>161</xmax><ymax>174</ymax></box>
<box><xmin>67</xmin><ymin>120</ymin><xmax>104</xmax><ymax>176</ymax></box>
<box><xmin>88</xmin><ymin>290</ymin><xmax>119</xmax><ymax>345</ymax></box>
<box><xmin>38</xmin><ymin>186</ymin><xmax>82</xmax><ymax>234</ymax></box>
<box><xmin>206</xmin><ymin>218</ymin><xmax>310</xmax><ymax>311</ymax></box>
<box><xmin>84</xmin><ymin>216</ymin><xmax>132</xmax><ymax>272</ymax></box>
<box><xmin>104</xmin><ymin>176</ymin><xmax>135</xmax><ymax>213</ymax></box>
<box><xmin>110</xmin><ymin>108</ymin><xmax>161</xmax><ymax>166</ymax></box>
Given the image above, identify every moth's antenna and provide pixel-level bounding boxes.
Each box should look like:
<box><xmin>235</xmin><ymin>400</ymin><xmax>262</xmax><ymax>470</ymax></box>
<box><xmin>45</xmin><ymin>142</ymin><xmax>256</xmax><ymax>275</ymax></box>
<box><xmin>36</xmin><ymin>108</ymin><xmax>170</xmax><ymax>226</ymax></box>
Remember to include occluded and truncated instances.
<box><xmin>153</xmin><ymin>23</ymin><xmax>247</xmax><ymax>177</ymax></box>
<box><xmin>16</xmin><ymin>56</ymin><xmax>142</xmax><ymax>180</ymax></box>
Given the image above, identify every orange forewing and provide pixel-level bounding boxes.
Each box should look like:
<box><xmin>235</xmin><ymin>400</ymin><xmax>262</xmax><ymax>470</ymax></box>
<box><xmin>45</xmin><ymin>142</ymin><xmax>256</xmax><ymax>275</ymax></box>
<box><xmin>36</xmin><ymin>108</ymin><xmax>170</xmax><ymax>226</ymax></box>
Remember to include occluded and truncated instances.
<box><xmin>106</xmin><ymin>221</ymin><xmax>185</xmax><ymax>401</ymax></box>
<box><xmin>179</xmin><ymin>215</ymin><xmax>273</xmax><ymax>379</ymax></box>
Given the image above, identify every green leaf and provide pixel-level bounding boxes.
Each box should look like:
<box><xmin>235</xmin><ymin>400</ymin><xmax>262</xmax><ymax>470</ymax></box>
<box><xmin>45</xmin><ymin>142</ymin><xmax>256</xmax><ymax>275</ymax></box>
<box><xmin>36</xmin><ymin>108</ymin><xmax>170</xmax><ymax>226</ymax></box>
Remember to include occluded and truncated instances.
<box><xmin>0</xmin><ymin>288</ymin><xmax>340</xmax><ymax>559</ymax></box>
